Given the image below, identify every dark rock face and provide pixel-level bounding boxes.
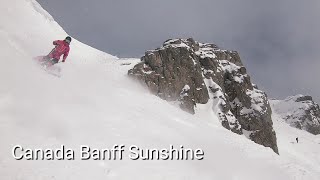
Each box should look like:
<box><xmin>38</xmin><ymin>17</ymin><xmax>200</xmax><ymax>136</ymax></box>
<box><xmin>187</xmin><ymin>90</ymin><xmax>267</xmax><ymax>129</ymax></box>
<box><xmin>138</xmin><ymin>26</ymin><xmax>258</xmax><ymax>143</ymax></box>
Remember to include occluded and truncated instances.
<box><xmin>271</xmin><ymin>95</ymin><xmax>320</xmax><ymax>135</ymax></box>
<box><xmin>128</xmin><ymin>38</ymin><xmax>209</xmax><ymax>114</ymax></box>
<box><xmin>296</xmin><ymin>95</ymin><xmax>313</xmax><ymax>102</ymax></box>
<box><xmin>128</xmin><ymin>38</ymin><xmax>279</xmax><ymax>153</ymax></box>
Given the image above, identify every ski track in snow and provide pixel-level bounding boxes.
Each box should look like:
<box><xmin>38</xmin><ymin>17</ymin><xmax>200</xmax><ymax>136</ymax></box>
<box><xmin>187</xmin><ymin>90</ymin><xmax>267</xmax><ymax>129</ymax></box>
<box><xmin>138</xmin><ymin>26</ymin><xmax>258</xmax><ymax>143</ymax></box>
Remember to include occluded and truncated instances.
<box><xmin>0</xmin><ymin>0</ymin><xmax>319</xmax><ymax>179</ymax></box>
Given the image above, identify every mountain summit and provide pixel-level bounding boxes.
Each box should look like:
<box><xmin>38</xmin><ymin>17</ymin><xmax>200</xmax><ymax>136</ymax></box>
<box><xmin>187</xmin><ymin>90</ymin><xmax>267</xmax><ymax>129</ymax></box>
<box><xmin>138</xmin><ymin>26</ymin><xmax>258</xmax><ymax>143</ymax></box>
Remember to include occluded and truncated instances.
<box><xmin>271</xmin><ymin>95</ymin><xmax>320</xmax><ymax>135</ymax></box>
<box><xmin>129</xmin><ymin>38</ymin><xmax>278</xmax><ymax>153</ymax></box>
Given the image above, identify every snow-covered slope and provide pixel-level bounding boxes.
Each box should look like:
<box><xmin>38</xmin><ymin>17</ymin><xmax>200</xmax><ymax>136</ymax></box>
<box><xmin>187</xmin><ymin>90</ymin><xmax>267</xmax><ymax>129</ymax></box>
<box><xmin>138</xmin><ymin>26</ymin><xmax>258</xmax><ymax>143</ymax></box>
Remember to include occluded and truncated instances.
<box><xmin>271</xmin><ymin>112</ymin><xmax>320</xmax><ymax>179</ymax></box>
<box><xmin>0</xmin><ymin>0</ymin><xmax>319</xmax><ymax>179</ymax></box>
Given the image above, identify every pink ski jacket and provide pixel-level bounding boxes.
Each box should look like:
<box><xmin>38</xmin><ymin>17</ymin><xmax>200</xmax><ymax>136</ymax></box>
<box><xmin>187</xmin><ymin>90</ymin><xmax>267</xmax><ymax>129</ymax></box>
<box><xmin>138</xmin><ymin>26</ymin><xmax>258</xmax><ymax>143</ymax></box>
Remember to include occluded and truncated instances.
<box><xmin>49</xmin><ymin>40</ymin><xmax>70</xmax><ymax>62</ymax></box>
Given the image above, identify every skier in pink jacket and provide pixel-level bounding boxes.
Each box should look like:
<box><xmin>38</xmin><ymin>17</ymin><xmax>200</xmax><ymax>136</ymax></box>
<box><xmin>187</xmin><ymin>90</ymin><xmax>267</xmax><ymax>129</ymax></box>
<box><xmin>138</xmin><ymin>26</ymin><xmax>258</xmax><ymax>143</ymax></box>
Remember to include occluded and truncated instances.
<box><xmin>47</xmin><ymin>36</ymin><xmax>71</xmax><ymax>65</ymax></box>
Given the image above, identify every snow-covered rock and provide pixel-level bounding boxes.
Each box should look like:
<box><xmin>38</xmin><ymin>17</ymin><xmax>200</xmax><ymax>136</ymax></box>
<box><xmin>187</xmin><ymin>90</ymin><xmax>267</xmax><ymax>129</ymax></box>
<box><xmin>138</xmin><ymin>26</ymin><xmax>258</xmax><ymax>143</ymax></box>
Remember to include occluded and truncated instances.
<box><xmin>128</xmin><ymin>38</ymin><xmax>278</xmax><ymax>153</ymax></box>
<box><xmin>270</xmin><ymin>95</ymin><xmax>320</xmax><ymax>135</ymax></box>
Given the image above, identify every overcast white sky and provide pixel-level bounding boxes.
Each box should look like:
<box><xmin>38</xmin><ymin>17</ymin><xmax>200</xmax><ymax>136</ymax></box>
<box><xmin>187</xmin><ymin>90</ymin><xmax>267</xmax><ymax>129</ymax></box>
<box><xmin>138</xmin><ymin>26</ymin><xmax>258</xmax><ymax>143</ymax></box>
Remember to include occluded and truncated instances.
<box><xmin>36</xmin><ymin>0</ymin><xmax>320</xmax><ymax>102</ymax></box>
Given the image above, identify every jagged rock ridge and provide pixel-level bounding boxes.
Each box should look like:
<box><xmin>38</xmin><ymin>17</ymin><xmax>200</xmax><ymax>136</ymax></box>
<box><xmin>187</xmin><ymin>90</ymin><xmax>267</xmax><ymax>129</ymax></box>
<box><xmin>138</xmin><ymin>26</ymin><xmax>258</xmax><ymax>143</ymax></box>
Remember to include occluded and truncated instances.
<box><xmin>128</xmin><ymin>38</ymin><xmax>278</xmax><ymax>153</ymax></box>
<box><xmin>270</xmin><ymin>95</ymin><xmax>320</xmax><ymax>135</ymax></box>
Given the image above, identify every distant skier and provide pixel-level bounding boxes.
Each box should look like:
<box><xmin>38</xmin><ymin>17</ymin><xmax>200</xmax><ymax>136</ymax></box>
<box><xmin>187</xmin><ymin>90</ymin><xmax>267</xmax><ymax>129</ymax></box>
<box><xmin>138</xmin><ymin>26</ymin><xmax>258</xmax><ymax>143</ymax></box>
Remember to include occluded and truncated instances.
<box><xmin>39</xmin><ymin>36</ymin><xmax>72</xmax><ymax>67</ymax></box>
<box><xmin>296</xmin><ymin>137</ymin><xmax>299</xmax><ymax>143</ymax></box>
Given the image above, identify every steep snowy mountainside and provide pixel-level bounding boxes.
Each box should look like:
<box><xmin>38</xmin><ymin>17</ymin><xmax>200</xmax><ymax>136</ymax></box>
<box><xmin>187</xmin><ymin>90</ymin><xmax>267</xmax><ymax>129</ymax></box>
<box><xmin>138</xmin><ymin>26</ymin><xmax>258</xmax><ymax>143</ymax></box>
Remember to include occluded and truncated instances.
<box><xmin>272</xmin><ymin>113</ymin><xmax>320</xmax><ymax>179</ymax></box>
<box><xmin>0</xmin><ymin>0</ymin><xmax>115</xmax><ymax>64</ymax></box>
<box><xmin>270</xmin><ymin>95</ymin><xmax>320</xmax><ymax>135</ymax></box>
<box><xmin>0</xmin><ymin>0</ymin><xmax>319</xmax><ymax>179</ymax></box>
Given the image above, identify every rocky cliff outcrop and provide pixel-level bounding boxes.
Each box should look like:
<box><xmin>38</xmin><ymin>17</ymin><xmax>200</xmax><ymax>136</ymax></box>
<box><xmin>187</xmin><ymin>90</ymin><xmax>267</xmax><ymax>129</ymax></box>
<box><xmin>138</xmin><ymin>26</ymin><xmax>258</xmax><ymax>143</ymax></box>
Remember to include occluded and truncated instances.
<box><xmin>128</xmin><ymin>38</ymin><xmax>278</xmax><ymax>153</ymax></box>
<box><xmin>270</xmin><ymin>95</ymin><xmax>320</xmax><ymax>135</ymax></box>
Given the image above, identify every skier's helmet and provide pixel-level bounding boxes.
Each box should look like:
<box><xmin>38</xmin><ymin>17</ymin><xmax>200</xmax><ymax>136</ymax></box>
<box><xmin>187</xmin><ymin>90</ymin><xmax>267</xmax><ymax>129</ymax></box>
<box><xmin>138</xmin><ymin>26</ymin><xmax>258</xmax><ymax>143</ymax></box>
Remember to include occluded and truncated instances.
<box><xmin>65</xmin><ymin>36</ymin><xmax>72</xmax><ymax>44</ymax></box>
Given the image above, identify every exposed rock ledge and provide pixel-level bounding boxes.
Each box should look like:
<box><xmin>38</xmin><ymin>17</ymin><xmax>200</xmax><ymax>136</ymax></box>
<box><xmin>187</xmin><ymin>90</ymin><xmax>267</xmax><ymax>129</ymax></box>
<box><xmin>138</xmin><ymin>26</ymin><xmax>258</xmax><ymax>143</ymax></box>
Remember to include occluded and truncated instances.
<box><xmin>128</xmin><ymin>38</ymin><xmax>279</xmax><ymax>154</ymax></box>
